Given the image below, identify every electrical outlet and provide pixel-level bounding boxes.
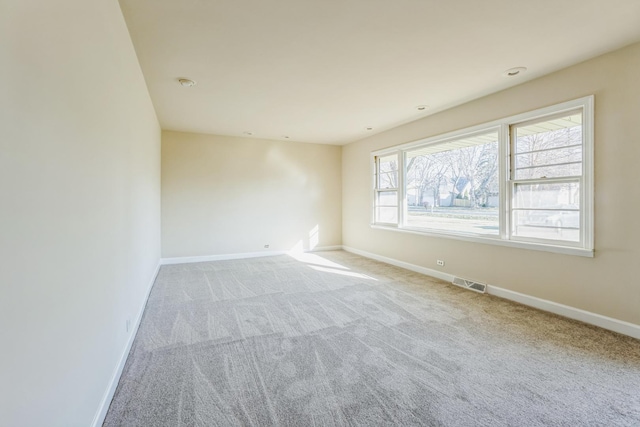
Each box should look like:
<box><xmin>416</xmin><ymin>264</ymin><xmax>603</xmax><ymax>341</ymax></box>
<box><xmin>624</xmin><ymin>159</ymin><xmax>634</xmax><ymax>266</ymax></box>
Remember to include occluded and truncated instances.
<box><xmin>437</xmin><ymin>260</ymin><xmax>445</xmax><ymax>267</ymax></box>
<box><xmin>126</xmin><ymin>318</ymin><xmax>131</xmax><ymax>333</ymax></box>
<box><xmin>264</xmin><ymin>244</ymin><xmax>270</xmax><ymax>249</ymax></box>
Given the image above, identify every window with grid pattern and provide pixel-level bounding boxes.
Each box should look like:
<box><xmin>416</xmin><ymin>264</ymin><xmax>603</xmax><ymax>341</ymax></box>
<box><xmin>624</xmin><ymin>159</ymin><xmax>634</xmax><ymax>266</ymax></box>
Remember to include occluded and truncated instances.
<box><xmin>371</xmin><ymin>96</ymin><xmax>593</xmax><ymax>256</ymax></box>
<box><xmin>373</xmin><ymin>154</ymin><xmax>399</xmax><ymax>224</ymax></box>
<box><xmin>510</xmin><ymin>111</ymin><xmax>583</xmax><ymax>244</ymax></box>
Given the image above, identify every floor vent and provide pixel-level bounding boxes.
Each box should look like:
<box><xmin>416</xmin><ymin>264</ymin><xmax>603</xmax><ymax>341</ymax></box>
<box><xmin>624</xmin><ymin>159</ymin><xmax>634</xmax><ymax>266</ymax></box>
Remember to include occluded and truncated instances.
<box><xmin>452</xmin><ymin>277</ymin><xmax>487</xmax><ymax>293</ymax></box>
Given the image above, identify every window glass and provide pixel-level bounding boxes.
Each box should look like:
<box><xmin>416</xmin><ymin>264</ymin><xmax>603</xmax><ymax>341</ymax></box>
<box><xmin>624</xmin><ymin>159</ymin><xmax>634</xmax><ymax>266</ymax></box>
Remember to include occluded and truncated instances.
<box><xmin>513</xmin><ymin>112</ymin><xmax>582</xmax><ymax>180</ymax></box>
<box><xmin>511</xmin><ymin>111</ymin><xmax>583</xmax><ymax>244</ymax></box>
<box><xmin>512</xmin><ymin>182</ymin><xmax>580</xmax><ymax>242</ymax></box>
<box><xmin>377</xmin><ymin>191</ymin><xmax>398</xmax><ymax>205</ymax></box>
<box><xmin>405</xmin><ymin>131</ymin><xmax>499</xmax><ymax>235</ymax></box>
<box><xmin>374</xmin><ymin>153</ymin><xmax>399</xmax><ymax>224</ymax></box>
<box><xmin>376</xmin><ymin>207</ymin><xmax>398</xmax><ymax>224</ymax></box>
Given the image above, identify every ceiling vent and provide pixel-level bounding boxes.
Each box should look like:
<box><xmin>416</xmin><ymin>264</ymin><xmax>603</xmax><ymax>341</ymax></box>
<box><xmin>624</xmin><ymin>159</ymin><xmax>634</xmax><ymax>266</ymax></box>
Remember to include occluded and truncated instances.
<box><xmin>452</xmin><ymin>277</ymin><xmax>487</xmax><ymax>293</ymax></box>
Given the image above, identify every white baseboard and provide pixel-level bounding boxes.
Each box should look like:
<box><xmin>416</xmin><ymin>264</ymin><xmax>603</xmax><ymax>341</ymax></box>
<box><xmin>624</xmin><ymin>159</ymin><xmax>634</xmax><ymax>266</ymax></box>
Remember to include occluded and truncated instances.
<box><xmin>311</xmin><ymin>245</ymin><xmax>343</xmax><ymax>252</ymax></box>
<box><xmin>486</xmin><ymin>285</ymin><xmax>640</xmax><ymax>340</ymax></box>
<box><xmin>342</xmin><ymin>246</ymin><xmax>640</xmax><ymax>340</ymax></box>
<box><xmin>160</xmin><ymin>245</ymin><xmax>343</xmax><ymax>265</ymax></box>
<box><xmin>91</xmin><ymin>261</ymin><xmax>161</xmax><ymax>427</ymax></box>
<box><xmin>161</xmin><ymin>251</ymin><xmax>287</xmax><ymax>265</ymax></box>
<box><xmin>342</xmin><ymin>246</ymin><xmax>454</xmax><ymax>283</ymax></box>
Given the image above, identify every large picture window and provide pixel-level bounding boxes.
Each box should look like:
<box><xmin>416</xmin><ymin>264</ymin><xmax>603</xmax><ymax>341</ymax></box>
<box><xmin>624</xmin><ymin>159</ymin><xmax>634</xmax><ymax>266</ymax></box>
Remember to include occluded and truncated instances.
<box><xmin>371</xmin><ymin>96</ymin><xmax>594</xmax><ymax>256</ymax></box>
<box><xmin>405</xmin><ymin>130</ymin><xmax>500</xmax><ymax>235</ymax></box>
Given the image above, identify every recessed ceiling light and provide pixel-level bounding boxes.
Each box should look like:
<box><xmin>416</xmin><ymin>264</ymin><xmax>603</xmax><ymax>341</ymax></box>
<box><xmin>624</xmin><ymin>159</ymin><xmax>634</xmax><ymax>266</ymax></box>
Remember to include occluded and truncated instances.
<box><xmin>178</xmin><ymin>78</ymin><xmax>196</xmax><ymax>87</ymax></box>
<box><xmin>243</xmin><ymin>131</ymin><xmax>253</xmax><ymax>136</ymax></box>
<box><xmin>416</xmin><ymin>105</ymin><xmax>429</xmax><ymax>111</ymax></box>
<box><xmin>502</xmin><ymin>67</ymin><xmax>527</xmax><ymax>77</ymax></box>
<box><xmin>366</xmin><ymin>127</ymin><xmax>373</xmax><ymax>131</ymax></box>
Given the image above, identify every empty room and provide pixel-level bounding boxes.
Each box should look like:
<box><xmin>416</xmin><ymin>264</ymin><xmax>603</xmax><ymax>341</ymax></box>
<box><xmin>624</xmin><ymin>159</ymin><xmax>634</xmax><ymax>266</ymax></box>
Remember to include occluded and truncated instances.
<box><xmin>3</xmin><ymin>0</ymin><xmax>640</xmax><ymax>426</ymax></box>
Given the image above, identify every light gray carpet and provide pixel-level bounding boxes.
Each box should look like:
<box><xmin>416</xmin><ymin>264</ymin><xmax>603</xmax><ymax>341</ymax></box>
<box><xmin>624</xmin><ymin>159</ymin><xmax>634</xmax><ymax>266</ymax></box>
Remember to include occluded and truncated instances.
<box><xmin>104</xmin><ymin>250</ymin><xmax>640</xmax><ymax>426</ymax></box>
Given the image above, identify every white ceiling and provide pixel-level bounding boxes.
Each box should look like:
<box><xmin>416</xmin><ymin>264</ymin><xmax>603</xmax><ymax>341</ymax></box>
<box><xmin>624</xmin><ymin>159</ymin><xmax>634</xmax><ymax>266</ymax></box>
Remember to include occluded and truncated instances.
<box><xmin>119</xmin><ymin>0</ymin><xmax>640</xmax><ymax>145</ymax></box>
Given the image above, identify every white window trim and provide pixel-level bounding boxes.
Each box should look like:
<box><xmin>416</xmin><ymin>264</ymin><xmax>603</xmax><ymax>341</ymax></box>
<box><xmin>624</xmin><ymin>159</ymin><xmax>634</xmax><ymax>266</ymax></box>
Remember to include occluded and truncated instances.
<box><xmin>372</xmin><ymin>154</ymin><xmax>400</xmax><ymax>227</ymax></box>
<box><xmin>370</xmin><ymin>96</ymin><xmax>594</xmax><ymax>258</ymax></box>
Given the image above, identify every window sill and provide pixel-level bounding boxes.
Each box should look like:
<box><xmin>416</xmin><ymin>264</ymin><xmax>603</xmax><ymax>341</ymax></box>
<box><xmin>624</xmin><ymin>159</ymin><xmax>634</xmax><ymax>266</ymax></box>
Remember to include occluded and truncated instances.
<box><xmin>370</xmin><ymin>224</ymin><xmax>594</xmax><ymax>258</ymax></box>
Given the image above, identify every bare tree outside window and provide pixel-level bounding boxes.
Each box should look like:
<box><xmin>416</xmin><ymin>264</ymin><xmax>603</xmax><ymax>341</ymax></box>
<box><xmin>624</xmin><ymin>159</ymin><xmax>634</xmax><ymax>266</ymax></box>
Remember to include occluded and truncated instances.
<box><xmin>511</xmin><ymin>112</ymin><xmax>583</xmax><ymax>242</ymax></box>
<box><xmin>406</xmin><ymin>131</ymin><xmax>499</xmax><ymax>235</ymax></box>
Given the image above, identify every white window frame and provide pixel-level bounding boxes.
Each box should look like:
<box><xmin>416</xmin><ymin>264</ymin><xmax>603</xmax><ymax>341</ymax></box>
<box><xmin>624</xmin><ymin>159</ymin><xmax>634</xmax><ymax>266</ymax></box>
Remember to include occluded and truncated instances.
<box><xmin>370</xmin><ymin>96</ymin><xmax>594</xmax><ymax>257</ymax></box>
<box><xmin>372</xmin><ymin>153</ymin><xmax>401</xmax><ymax>226</ymax></box>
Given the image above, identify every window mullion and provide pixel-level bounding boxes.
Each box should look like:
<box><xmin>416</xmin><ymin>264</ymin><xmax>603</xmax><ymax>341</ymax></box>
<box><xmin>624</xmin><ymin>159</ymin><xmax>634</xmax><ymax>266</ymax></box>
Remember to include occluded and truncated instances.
<box><xmin>398</xmin><ymin>150</ymin><xmax>405</xmax><ymax>227</ymax></box>
<box><xmin>511</xmin><ymin>176</ymin><xmax>581</xmax><ymax>185</ymax></box>
<box><xmin>582</xmin><ymin>97</ymin><xmax>594</xmax><ymax>250</ymax></box>
<box><xmin>371</xmin><ymin>155</ymin><xmax>378</xmax><ymax>225</ymax></box>
<box><xmin>500</xmin><ymin>123</ymin><xmax>510</xmax><ymax>240</ymax></box>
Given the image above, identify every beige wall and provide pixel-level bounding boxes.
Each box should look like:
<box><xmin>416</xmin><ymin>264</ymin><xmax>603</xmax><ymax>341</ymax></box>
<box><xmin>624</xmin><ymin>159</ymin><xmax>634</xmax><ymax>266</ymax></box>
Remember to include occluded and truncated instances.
<box><xmin>162</xmin><ymin>131</ymin><xmax>342</xmax><ymax>258</ymax></box>
<box><xmin>0</xmin><ymin>1</ymin><xmax>161</xmax><ymax>426</ymax></box>
<box><xmin>342</xmin><ymin>42</ymin><xmax>640</xmax><ymax>326</ymax></box>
